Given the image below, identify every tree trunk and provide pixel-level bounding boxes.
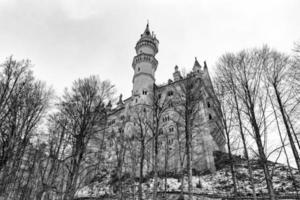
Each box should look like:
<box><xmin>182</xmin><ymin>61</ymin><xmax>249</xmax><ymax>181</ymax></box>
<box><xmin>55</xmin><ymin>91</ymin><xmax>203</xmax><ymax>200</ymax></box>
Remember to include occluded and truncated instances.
<box><xmin>224</xmin><ymin>122</ymin><xmax>238</xmax><ymax>197</ymax></box>
<box><xmin>232</xmin><ymin>85</ymin><xmax>257</xmax><ymax>200</ymax></box>
<box><xmin>269</xmin><ymin>92</ymin><xmax>300</xmax><ymax>198</ymax></box>
<box><xmin>248</xmin><ymin>103</ymin><xmax>276</xmax><ymax>200</ymax></box>
<box><xmin>273</xmin><ymin>85</ymin><xmax>300</xmax><ymax>171</ymax></box>
<box><xmin>186</xmin><ymin>127</ymin><xmax>193</xmax><ymax>200</ymax></box>
<box><xmin>138</xmin><ymin>140</ymin><xmax>145</xmax><ymax>200</ymax></box>
<box><xmin>152</xmin><ymin>132</ymin><xmax>158</xmax><ymax>200</ymax></box>
<box><xmin>164</xmin><ymin>135</ymin><xmax>169</xmax><ymax>198</ymax></box>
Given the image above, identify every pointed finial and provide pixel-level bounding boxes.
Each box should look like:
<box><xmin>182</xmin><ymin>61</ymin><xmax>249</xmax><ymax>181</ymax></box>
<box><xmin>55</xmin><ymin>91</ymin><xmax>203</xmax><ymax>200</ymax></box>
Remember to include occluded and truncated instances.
<box><xmin>175</xmin><ymin>65</ymin><xmax>178</xmax><ymax>71</ymax></box>
<box><xmin>117</xmin><ymin>94</ymin><xmax>123</xmax><ymax>105</ymax></box>
<box><xmin>106</xmin><ymin>100</ymin><xmax>112</xmax><ymax>109</ymax></box>
<box><xmin>143</xmin><ymin>20</ymin><xmax>150</xmax><ymax>36</ymax></box>
<box><xmin>194</xmin><ymin>57</ymin><xmax>201</xmax><ymax>67</ymax></box>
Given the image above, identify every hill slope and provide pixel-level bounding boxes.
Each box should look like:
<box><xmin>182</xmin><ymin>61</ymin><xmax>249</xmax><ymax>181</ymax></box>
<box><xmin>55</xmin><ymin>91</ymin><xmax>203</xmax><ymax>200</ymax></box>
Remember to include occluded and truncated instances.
<box><xmin>75</xmin><ymin>151</ymin><xmax>300</xmax><ymax>199</ymax></box>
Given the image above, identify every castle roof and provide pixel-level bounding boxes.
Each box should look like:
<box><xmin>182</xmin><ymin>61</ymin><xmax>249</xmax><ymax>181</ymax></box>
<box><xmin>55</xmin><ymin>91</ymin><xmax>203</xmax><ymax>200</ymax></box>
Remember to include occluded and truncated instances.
<box><xmin>142</xmin><ymin>23</ymin><xmax>151</xmax><ymax>36</ymax></box>
<box><xmin>194</xmin><ymin>57</ymin><xmax>201</xmax><ymax>68</ymax></box>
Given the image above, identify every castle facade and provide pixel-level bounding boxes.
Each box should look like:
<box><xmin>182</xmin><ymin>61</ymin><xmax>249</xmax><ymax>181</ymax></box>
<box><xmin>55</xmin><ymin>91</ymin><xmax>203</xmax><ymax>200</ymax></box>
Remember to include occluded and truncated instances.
<box><xmin>102</xmin><ymin>24</ymin><xmax>226</xmax><ymax>175</ymax></box>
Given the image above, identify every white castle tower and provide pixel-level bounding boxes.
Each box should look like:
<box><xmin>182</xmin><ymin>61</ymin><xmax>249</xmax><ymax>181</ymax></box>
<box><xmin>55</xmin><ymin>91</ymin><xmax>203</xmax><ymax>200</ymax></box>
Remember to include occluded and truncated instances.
<box><xmin>132</xmin><ymin>23</ymin><xmax>159</xmax><ymax>102</ymax></box>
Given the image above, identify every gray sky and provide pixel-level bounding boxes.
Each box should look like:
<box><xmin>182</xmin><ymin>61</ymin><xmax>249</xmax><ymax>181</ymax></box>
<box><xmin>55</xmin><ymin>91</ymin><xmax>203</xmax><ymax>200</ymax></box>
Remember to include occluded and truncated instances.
<box><xmin>0</xmin><ymin>0</ymin><xmax>299</xmax><ymax>98</ymax></box>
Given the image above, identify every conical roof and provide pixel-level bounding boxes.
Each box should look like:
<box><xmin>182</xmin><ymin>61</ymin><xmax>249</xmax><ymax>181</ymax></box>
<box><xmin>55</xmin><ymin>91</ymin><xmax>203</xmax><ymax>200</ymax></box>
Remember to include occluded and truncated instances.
<box><xmin>194</xmin><ymin>57</ymin><xmax>201</xmax><ymax>67</ymax></box>
<box><xmin>141</xmin><ymin>22</ymin><xmax>151</xmax><ymax>37</ymax></box>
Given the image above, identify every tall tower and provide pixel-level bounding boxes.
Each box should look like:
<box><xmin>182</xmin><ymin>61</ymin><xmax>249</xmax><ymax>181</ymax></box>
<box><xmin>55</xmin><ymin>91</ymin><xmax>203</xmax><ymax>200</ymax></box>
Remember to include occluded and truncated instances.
<box><xmin>132</xmin><ymin>23</ymin><xmax>159</xmax><ymax>99</ymax></box>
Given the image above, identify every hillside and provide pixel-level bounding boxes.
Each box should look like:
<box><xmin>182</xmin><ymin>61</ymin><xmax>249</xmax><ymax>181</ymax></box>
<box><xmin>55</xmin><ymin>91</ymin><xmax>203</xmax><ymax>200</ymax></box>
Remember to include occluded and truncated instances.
<box><xmin>75</xmin><ymin>152</ymin><xmax>300</xmax><ymax>199</ymax></box>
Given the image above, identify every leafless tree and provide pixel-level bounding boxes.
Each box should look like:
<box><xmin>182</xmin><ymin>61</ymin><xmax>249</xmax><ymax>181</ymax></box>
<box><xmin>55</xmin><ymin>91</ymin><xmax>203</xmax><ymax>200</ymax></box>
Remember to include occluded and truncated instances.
<box><xmin>148</xmin><ymin>84</ymin><xmax>169</xmax><ymax>200</ymax></box>
<box><xmin>215</xmin><ymin>48</ymin><xmax>277</xmax><ymax>199</ymax></box>
<box><xmin>263</xmin><ymin>49</ymin><xmax>300</xmax><ymax>171</ymax></box>
<box><xmin>128</xmin><ymin>104</ymin><xmax>152</xmax><ymax>200</ymax></box>
<box><xmin>52</xmin><ymin>76</ymin><xmax>114</xmax><ymax>200</ymax></box>
<box><xmin>171</xmin><ymin>73</ymin><xmax>204</xmax><ymax>200</ymax></box>
<box><xmin>215</xmin><ymin>53</ymin><xmax>258</xmax><ymax>199</ymax></box>
<box><xmin>213</xmin><ymin>80</ymin><xmax>239</xmax><ymax>197</ymax></box>
<box><xmin>0</xmin><ymin>56</ymin><xmax>52</xmax><ymax>199</ymax></box>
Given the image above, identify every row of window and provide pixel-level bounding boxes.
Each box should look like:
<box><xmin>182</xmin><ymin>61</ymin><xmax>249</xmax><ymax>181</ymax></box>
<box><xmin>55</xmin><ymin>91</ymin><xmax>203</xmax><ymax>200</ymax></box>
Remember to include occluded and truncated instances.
<box><xmin>109</xmin><ymin>111</ymin><xmax>213</xmax><ymax>127</ymax></box>
<box><xmin>157</xmin><ymin>138</ymin><xmax>174</xmax><ymax>146</ymax></box>
<box><xmin>159</xmin><ymin>126</ymin><xmax>174</xmax><ymax>135</ymax></box>
<box><xmin>108</xmin><ymin>115</ymin><xmax>127</xmax><ymax>125</ymax></box>
<box><xmin>108</xmin><ymin>119</ymin><xmax>115</xmax><ymax>126</ymax></box>
<box><xmin>162</xmin><ymin>115</ymin><xmax>170</xmax><ymax>122</ymax></box>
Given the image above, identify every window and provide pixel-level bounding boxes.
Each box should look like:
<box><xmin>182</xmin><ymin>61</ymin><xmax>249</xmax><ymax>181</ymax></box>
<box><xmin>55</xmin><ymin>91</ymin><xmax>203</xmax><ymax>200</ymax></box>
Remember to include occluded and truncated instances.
<box><xmin>208</xmin><ymin>114</ymin><xmax>212</xmax><ymax>120</ymax></box>
<box><xmin>159</xmin><ymin>128</ymin><xmax>163</xmax><ymax>135</ymax></box>
<box><xmin>167</xmin><ymin>91</ymin><xmax>173</xmax><ymax>96</ymax></box>
<box><xmin>142</xmin><ymin>90</ymin><xmax>148</xmax><ymax>95</ymax></box>
<box><xmin>120</xmin><ymin>115</ymin><xmax>125</xmax><ymax>120</ymax></box>
<box><xmin>163</xmin><ymin>115</ymin><xmax>170</xmax><ymax>122</ymax></box>
<box><xmin>168</xmin><ymin>102</ymin><xmax>173</xmax><ymax>108</ymax></box>
<box><xmin>135</xmin><ymin>99</ymin><xmax>138</xmax><ymax>103</ymax></box>
<box><xmin>143</xmin><ymin>108</ymin><xmax>146</xmax><ymax>113</ymax></box>
<box><xmin>169</xmin><ymin>126</ymin><xmax>174</xmax><ymax>132</ymax></box>
<box><xmin>118</xmin><ymin>128</ymin><xmax>124</xmax><ymax>133</ymax></box>
<box><xmin>158</xmin><ymin>94</ymin><xmax>161</xmax><ymax>99</ymax></box>
<box><xmin>207</xmin><ymin>102</ymin><xmax>211</xmax><ymax>108</ymax></box>
<box><xmin>138</xmin><ymin>67</ymin><xmax>140</xmax><ymax>71</ymax></box>
<box><xmin>168</xmin><ymin>138</ymin><xmax>173</xmax><ymax>145</ymax></box>
<box><xmin>108</xmin><ymin>119</ymin><xmax>115</xmax><ymax>126</ymax></box>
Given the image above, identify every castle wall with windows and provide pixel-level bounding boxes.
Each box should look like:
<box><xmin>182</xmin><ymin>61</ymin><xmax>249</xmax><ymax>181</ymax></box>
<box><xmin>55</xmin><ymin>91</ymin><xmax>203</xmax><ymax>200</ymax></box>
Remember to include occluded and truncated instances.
<box><xmin>99</xmin><ymin>24</ymin><xmax>226</xmax><ymax>175</ymax></box>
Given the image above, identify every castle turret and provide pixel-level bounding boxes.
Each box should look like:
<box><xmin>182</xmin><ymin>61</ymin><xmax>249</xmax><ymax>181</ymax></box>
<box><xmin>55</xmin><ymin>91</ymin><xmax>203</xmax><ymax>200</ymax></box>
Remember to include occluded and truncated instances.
<box><xmin>173</xmin><ymin>65</ymin><xmax>182</xmax><ymax>81</ymax></box>
<box><xmin>193</xmin><ymin>57</ymin><xmax>202</xmax><ymax>73</ymax></box>
<box><xmin>132</xmin><ymin>23</ymin><xmax>159</xmax><ymax>98</ymax></box>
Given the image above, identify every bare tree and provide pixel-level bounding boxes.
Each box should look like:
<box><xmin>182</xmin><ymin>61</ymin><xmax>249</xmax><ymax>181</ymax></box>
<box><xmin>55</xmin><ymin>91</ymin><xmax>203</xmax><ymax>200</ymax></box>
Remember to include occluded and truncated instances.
<box><xmin>0</xmin><ymin>56</ymin><xmax>52</xmax><ymax>199</ymax></box>
<box><xmin>171</xmin><ymin>73</ymin><xmax>204</xmax><ymax>200</ymax></box>
<box><xmin>215</xmin><ymin>48</ymin><xmax>277</xmax><ymax>199</ymax></box>
<box><xmin>213</xmin><ymin>80</ymin><xmax>239</xmax><ymax>197</ymax></box>
<box><xmin>149</xmin><ymin>84</ymin><xmax>169</xmax><ymax>200</ymax></box>
<box><xmin>263</xmin><ymin>49</ymin><xmax>300</xmax><ymax>171</ymax></box>
<box><xmin>53</xmin><ymin>76</ymin><xmax>114</xmax><ymax>200</ymax></box>
<box><xmin>215</xmin><ymin>53</ymin><xmax>257</xmax><ymax>199</ymax></box>
<box><xmin>128</xmin><ymin>104</ymin><xmax>152</xmax><ymax>200</ymax></box>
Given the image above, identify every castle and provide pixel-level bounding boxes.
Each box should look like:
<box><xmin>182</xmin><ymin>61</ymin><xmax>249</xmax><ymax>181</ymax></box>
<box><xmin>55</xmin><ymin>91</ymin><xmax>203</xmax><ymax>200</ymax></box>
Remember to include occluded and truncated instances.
<box><xmin>102</xmin><ymin>23</ymin><xmax>226</xmax><ymax>175</ymax></box>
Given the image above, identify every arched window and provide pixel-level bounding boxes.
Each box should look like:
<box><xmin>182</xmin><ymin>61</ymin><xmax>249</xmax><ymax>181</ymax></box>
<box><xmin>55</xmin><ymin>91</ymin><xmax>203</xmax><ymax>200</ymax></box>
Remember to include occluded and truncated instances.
<box><xmin>163</xmin><ymin>115</ymin><xmax>170</xmax><ymax>122</ymax></box>
<box><xmin>159</xmin><ymin>128</ymin><xmax>163</xmax><ymax>135</ymax></box>
<box><xmin>167</xmin><ymin>91</ymin><xmax>173</xmax><ymax>96</ymax></box>
<box><xmin>208</xmin><ymin>114</ymin><xmax>212</xmax><ymax>120</ymax></box>
<box><xmin>207</xmin><ymin>101</ymin><xmax>211</xmax><ymax>108</ymax></box>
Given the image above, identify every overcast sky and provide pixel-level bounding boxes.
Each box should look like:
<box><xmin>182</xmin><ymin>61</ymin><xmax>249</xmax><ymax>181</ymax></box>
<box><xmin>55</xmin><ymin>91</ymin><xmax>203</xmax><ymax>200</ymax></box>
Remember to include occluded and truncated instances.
<box><xmin>0</xmin><ymin>0</ymin><xmax>299</xmax><ymax>98</ymax></box>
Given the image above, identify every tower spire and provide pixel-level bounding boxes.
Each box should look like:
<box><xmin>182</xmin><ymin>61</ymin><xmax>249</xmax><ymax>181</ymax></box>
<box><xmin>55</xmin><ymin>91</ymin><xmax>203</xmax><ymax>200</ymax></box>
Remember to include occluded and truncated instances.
<box><xmin>193</xmin><ymin>57</ymin><xmax>201</xmax><ymax>68</ymax></box>
<box><xmin>143</xmin><ymin>21</ymin><xmax>150</xmax><ymax>36</ymax></box>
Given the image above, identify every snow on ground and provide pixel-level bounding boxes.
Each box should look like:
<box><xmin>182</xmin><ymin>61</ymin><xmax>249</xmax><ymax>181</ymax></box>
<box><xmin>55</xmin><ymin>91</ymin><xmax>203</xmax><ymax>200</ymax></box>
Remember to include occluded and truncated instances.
<box><xmin>75</xmin><ymin>156</ymin><xmax>300</xmax><ymax>198</ymax></box>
